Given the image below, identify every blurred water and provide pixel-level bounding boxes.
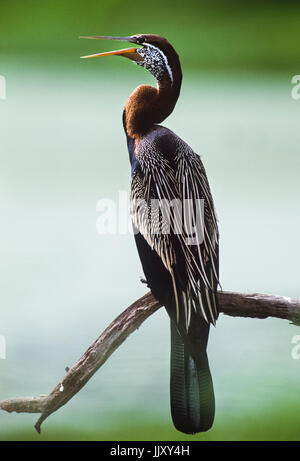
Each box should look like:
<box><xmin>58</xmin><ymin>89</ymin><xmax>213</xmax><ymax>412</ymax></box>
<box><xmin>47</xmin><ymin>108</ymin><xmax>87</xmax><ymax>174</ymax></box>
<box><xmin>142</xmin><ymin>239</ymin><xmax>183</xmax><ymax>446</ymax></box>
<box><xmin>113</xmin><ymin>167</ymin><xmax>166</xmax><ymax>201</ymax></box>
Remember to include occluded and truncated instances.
<box><xmin>0</xmin><ymin>65</ymin><xmax>299</xmax><ymax>437</ymax></box>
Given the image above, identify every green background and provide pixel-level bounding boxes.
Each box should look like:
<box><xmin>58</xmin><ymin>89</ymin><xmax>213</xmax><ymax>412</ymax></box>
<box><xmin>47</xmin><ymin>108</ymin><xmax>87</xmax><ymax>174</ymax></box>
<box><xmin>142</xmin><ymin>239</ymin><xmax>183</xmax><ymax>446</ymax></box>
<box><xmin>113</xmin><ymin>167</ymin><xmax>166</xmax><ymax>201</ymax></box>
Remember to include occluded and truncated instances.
<box><xmin>0</xmin><ymin>0</ymin><xmax>300</xmax><ymax>441</ymax></box>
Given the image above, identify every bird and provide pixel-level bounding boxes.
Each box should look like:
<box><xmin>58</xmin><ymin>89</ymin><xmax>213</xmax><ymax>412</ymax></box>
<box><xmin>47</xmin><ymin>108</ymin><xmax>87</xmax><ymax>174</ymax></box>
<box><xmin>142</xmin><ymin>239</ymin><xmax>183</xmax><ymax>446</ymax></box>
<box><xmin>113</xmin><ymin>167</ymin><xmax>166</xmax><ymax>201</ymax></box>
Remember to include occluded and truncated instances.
<box><xmin>80</xmin><ymin>34</ymin><xmax>219</xmax><ymax>434</ymax></box>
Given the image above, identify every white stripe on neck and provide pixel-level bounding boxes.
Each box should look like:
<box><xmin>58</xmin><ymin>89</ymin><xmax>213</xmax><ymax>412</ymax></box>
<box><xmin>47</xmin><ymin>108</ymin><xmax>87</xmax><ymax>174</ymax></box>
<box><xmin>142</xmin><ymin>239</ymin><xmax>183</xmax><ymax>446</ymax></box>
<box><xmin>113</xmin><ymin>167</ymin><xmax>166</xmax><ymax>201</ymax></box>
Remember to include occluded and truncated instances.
<box><xmin>143</xmin><ymin>43</ymin><xmax>173</xmax><ymax>84</ymax></box>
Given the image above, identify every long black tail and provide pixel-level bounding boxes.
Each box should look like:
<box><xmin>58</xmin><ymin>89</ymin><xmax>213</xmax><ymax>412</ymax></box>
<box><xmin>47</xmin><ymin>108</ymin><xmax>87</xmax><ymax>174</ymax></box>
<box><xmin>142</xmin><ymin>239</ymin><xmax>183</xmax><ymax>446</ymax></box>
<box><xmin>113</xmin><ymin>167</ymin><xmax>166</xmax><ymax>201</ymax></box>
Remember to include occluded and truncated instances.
<box><xmin>170</xmin><ymin>319</ymin><xmax>215</xmax><ymax>434</ymax></box>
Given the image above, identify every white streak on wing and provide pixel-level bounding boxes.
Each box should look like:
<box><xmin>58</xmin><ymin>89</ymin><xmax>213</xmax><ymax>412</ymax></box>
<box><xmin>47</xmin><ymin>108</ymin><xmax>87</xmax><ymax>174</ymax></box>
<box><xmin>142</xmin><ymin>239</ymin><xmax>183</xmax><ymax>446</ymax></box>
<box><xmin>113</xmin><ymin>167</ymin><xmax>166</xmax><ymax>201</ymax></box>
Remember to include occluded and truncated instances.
<box><xmin>198</xmin><ymin>288</ymin><xmax>208</xmax><ymax>323</ymax></box>
<box><xmin>205</xmin><ymin>287</ymin><xmax>215</xmax><ymax>325</ymax></box>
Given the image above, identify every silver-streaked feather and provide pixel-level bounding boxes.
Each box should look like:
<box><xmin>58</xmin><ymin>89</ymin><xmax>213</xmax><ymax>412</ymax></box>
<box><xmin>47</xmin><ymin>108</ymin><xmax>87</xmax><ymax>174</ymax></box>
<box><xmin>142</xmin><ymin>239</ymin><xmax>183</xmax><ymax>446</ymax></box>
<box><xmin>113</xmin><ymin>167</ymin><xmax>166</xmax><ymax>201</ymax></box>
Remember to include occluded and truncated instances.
<box><xmin>131</xmin><ymin>127</ymin><xmax>219</xmax><ymax>329</ymax></box>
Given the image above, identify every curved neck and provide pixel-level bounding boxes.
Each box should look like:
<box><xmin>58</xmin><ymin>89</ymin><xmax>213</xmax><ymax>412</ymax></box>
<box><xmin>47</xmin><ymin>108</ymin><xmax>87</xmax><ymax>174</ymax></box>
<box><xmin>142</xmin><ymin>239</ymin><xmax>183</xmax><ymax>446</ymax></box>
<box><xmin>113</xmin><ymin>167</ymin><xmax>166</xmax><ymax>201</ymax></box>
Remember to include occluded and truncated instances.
<box><xmin>124</xmin><ymin>71</ymin><xmax>182</xmax><ymax>139</ymax></box>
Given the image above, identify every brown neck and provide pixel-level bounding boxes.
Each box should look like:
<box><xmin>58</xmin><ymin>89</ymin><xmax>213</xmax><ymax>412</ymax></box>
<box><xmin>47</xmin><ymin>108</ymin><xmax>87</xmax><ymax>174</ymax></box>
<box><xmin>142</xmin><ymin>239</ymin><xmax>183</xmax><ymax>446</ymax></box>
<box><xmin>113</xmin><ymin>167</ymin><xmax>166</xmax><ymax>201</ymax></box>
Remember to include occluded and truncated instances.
<box><xmin>124</xmin><ymin>73</ymin><xmax>182</xmax><ymax>139</ymax></box>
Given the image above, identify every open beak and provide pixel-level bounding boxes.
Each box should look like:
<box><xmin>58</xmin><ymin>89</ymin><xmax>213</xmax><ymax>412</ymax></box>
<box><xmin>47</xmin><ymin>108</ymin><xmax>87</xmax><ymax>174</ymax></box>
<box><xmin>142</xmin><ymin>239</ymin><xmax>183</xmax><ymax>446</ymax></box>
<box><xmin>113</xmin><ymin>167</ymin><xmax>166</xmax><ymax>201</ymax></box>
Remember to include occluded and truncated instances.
<box><xmin>80</xmin><ymin>35</ymin><xmax>143</xmax><ymax>62</ymax></box>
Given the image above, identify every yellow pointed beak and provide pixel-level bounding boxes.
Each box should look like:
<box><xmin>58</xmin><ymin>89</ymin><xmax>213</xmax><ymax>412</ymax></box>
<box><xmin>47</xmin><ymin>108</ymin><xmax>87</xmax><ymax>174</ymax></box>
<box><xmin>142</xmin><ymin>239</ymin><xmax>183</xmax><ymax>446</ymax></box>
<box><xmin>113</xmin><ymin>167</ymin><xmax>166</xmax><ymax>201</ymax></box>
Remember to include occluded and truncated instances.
<box><xmin>79</xmin><ymin>35</ymin><xmax>143</xmax><ymax>62</ymax></box>
<box><xmin>80</xmin><ymin>47</ymin><xmax>138</xmax><ymax>59</ymax></box>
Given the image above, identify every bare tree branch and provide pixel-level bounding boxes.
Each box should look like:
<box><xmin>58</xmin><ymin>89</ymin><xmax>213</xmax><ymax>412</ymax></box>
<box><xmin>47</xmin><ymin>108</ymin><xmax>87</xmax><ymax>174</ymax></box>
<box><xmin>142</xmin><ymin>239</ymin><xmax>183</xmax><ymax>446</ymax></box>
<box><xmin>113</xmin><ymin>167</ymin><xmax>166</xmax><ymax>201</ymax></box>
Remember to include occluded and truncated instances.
<box><xmin>1</xmin><ymin>290</ymin><xmax>299</xmax><ymax>433</ymax></box>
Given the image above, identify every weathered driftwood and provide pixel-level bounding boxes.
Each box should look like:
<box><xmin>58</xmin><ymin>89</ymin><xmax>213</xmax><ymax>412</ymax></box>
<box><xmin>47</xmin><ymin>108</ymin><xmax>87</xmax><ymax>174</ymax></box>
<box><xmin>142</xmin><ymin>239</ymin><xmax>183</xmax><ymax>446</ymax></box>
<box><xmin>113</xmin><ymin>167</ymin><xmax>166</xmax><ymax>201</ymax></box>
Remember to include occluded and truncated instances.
<box><xmin>1</xmin><ymin>290</ymin><xmax>299</xmax><ymax>433</ymax></box>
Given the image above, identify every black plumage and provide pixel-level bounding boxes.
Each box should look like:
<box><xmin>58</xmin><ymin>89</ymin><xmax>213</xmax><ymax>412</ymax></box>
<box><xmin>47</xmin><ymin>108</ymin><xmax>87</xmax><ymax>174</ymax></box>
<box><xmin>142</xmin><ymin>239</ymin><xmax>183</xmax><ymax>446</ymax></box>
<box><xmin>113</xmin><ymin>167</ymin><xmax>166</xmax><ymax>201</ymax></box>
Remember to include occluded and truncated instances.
<box><xmin>127</xmin><ymin>123</ymin><xmax>219</xmax><ymax>433</ymax></box>
<box><xmin>82</xmin><ymin>33</ymin><xmax>219</xmax><ymax>434</ymax></box>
